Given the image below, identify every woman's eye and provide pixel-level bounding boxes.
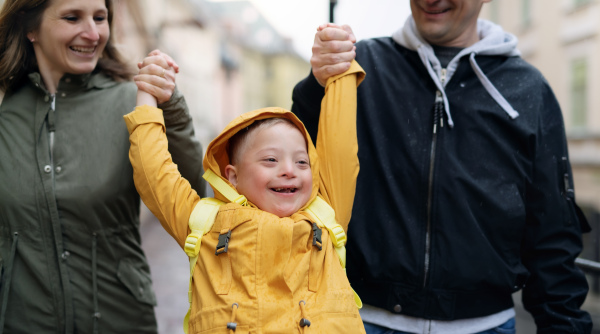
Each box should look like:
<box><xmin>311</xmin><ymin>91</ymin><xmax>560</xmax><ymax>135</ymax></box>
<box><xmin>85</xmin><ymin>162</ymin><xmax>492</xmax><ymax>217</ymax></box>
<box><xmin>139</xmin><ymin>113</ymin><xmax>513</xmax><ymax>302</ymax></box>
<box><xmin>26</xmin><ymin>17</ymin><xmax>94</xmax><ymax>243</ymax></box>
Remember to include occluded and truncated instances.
<box><xmin>94</xmin><ymin>16</ymin><xmax>106</xmax><ymax>22</ymax></box>
<box><xmin>63</xmin><ymin>16</ymin><xmax>78</xmax><ymax>22</ymax></box>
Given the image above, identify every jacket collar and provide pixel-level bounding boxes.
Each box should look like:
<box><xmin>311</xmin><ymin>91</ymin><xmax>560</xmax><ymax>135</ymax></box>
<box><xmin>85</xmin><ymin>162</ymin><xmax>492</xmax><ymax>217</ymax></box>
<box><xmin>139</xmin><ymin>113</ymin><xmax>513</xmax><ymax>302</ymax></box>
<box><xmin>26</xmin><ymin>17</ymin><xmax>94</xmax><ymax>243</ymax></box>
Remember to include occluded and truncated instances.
<box><xmin>392</xmin><ymin>17</ymin><xmax>521</xmax><ymax>127</ymax></box>
<box><xmin>28</xmin><ymin>71</ymin><xmax>119</xmax><ymax>94</ymax></box>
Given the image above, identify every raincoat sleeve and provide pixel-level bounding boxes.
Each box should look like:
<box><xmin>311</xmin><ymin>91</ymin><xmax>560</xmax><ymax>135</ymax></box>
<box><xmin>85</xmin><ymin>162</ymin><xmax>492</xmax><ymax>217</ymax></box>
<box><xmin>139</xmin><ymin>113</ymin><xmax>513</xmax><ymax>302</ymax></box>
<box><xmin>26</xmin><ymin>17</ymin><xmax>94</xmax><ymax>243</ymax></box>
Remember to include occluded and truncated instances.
<box><xmin>161</xmin><ymin>87</ymin><xmax>206</xmax><ymax>197</ymax></box>
<box><xmin>124</xmin><ymin>105</ymin><xmax>201</xmax><ymax>247</ymax></box>
<box><xmin>316</xmin><ymin>60</ymin><xmax>365</xmax><ymax>232</ymax></box>
<box><xmin>292</xmin><ymin>71</ymin><xmax>325</xmax><ymax>143</ymax></box>
<box><xmin>521</xmin><ymin>82</ymin><xmax>592</xmax><ymax>333</ymax></box>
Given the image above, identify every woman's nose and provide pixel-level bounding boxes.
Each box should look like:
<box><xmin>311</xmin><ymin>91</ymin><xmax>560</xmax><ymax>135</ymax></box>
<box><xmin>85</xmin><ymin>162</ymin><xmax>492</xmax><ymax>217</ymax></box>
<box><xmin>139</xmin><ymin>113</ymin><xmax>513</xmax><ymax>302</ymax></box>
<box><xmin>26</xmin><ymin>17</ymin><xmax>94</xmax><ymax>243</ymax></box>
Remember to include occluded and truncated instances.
<box><xmin>81</xmin><ymin>18</ymin><xmax>100</xmax><ymax>41</ymax></box>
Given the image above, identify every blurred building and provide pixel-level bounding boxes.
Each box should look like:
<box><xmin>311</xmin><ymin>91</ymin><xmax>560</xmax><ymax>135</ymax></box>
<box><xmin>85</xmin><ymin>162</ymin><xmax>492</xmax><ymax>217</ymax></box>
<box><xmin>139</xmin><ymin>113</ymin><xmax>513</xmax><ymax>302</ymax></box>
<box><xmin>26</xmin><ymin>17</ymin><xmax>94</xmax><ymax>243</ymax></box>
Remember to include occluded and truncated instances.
<box><xmin>481</xmin><ymin>0</ymin><xmax>600</xmax><ymax>217</ymax></box>
<box><xmin>113</xmin><ymin>0</ymin><xmax>310</xmax><ymax>148</ymax></box>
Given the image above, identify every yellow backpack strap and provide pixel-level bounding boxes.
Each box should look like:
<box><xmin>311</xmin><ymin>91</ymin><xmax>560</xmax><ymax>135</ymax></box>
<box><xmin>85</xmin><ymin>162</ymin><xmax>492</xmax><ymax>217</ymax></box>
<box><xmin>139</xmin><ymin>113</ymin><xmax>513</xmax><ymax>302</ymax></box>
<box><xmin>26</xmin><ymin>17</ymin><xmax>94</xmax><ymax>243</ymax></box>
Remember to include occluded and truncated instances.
<box><xmin>203</xmin><ymin>170</ymin><xmax>248</xmax><ymax>206</ymax></box>
<box><xmin>183</xmin><ymin>197</ymin><xmax>224</xmax><ymax>334</ymax></box>
<box><xmin>305</xmin><ymin>196</ymin><xmax>363</xmax><ymax>309</ymax></box>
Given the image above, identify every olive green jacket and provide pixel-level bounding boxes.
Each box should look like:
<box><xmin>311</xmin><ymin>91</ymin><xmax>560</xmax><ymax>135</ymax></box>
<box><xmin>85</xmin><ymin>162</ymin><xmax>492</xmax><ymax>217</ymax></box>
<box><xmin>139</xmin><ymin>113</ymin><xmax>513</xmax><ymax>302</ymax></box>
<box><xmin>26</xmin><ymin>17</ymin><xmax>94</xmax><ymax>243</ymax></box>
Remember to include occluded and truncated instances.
<box><xmin>0</xmin><ymin>72</ymin><xmax>205</xmax><ymax>334</ymax></box>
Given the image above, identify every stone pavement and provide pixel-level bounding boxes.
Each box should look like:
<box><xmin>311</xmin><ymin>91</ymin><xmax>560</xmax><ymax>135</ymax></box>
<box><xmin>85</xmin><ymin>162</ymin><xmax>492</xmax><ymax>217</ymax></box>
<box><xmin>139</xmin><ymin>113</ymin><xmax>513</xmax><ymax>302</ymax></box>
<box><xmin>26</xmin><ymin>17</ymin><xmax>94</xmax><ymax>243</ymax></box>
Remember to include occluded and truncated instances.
<box><xmin>140</xmin><ymin>204</ymin><xmax>189</xmax><ymax>334</ymax></box>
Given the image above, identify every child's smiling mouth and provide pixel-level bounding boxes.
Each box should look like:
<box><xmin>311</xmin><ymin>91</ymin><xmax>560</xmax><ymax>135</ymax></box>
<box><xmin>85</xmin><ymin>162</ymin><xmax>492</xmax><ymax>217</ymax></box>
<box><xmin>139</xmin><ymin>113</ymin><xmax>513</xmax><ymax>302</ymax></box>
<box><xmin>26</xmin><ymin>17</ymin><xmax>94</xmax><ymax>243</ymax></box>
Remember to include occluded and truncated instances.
<box><xmin>271</xmin><ymin>187</ymin><xmax>298</xmax><ymax>193</ymax></box>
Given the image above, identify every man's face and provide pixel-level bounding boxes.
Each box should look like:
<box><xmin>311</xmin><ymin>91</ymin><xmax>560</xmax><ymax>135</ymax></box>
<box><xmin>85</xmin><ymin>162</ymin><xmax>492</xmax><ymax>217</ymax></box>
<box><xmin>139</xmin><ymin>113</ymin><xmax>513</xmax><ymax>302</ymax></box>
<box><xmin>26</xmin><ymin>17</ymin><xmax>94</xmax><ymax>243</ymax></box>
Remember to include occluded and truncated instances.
<box><xmin>410</xmin><ymin>0</ymin><xmax>491</xmax><ymax>47</ymax></box>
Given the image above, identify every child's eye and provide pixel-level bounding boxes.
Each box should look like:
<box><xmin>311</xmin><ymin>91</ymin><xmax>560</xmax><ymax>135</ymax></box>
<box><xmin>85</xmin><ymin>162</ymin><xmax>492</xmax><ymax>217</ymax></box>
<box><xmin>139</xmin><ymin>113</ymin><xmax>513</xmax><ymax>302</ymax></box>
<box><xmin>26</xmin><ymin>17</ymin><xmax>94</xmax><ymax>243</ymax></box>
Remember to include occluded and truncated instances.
<box><xmin>263</xmin><ymin>158</ymin><xmax>277</xmax><ymax>163</ymax></box>
<box><xmin>297</xmin><ymin>160</ymin><xmax>310</xmax><ymax>167</ymax></box>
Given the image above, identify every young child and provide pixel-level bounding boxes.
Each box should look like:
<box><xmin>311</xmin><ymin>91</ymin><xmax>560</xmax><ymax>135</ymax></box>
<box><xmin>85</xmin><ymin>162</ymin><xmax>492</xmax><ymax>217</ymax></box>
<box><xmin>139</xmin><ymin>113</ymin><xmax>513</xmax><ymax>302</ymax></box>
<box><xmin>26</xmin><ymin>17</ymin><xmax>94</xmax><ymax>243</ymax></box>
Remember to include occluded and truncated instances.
<box><xmin>124</xmin><ymin>60</ymin><xmax>365</xmax><ymax>333</ymax></box>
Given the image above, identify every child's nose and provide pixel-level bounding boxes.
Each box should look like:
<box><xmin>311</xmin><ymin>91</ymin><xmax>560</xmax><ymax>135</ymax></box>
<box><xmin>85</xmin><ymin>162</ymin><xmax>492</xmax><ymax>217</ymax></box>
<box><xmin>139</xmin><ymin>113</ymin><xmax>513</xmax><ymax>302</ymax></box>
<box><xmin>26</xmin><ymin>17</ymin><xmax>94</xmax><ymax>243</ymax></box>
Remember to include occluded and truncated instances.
<box><xmin>279</xmin><ymin>161</ymin><xmax>296</xmax><ymax>178</ymax></box>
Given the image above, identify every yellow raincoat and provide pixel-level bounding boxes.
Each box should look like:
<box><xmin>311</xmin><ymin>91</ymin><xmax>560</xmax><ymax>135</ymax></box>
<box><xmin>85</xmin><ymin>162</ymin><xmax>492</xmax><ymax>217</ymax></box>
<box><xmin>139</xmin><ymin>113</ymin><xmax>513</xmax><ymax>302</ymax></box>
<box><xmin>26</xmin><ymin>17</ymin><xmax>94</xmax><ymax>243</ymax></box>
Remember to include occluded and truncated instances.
<box><xmin>124</xmin><ymin>61</ymin><xmax>365</xmax><ymax>333</ymax></box>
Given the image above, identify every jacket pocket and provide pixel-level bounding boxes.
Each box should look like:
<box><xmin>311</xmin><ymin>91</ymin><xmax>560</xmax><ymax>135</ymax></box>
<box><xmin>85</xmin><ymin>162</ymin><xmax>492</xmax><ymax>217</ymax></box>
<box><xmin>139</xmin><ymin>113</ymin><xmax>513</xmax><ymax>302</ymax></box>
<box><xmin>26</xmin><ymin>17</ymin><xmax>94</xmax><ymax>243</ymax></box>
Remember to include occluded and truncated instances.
<box><xmin>304</xmin><ymin>311</ymin><xmax>364</xmax><ymax>333</ymax></box>
<box><xmin>189</xmin><ymin>305</ymin><xmax>250</xmax><ymax>333</ymax></box>
<box><xmin>196</xmin><ymin>325</ymin><xmax>249</xmax><ymax>334</ymax></box>
<box><xmin>560</xmin><ymin>157</ymin><xmax>591</xmax><ymax>232</ymax></box>
<box><xmin>116</xmin><ymin>258</ymin><xmax>157</xmax><ymax>306</ymax></box>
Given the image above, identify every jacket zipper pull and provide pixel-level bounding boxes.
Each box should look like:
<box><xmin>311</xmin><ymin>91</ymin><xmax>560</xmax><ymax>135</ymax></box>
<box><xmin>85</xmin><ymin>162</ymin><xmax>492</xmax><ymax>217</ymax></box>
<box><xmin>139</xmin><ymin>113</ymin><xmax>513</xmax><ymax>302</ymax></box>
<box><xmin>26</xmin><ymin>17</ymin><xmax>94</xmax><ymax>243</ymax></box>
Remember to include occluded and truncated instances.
<box><xmin>433</xmin><ymin>91</ymin><xmax>443</xmax><ymax>134</ymax></box>
<box><xmin>439</xmin><ymin>68</ymin><xmax>447</xmax><ymax>128</ymax></box>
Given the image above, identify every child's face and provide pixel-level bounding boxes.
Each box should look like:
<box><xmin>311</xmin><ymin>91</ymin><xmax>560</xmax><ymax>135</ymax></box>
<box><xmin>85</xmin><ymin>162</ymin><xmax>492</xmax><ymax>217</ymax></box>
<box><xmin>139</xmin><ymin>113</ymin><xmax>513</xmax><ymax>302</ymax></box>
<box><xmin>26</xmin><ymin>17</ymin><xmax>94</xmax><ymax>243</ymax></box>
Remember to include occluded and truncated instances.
<box><xmin>225</xmin><ymin>123</ymin><xmax>313</xmax><ymax>218</ymax></box>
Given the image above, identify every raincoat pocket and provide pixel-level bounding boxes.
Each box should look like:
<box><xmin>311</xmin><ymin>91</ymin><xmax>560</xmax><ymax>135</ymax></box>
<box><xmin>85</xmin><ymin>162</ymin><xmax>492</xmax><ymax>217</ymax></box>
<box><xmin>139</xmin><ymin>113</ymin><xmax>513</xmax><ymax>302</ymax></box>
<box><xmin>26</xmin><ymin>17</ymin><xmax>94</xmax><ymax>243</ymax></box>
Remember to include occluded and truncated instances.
<box><xmin>189</xmin><ymin>305</ymin><xmax>250</xmax><ymax>334</ymax></box>
<box><xmin>301</xmin><ymin>311</ymin><xmax>363</xmax><ymax>333</ymax></box>
<box><xmin>117</xmin><ymin>258</ymin><xmax>157</xmax><ymax>306</ymax></box>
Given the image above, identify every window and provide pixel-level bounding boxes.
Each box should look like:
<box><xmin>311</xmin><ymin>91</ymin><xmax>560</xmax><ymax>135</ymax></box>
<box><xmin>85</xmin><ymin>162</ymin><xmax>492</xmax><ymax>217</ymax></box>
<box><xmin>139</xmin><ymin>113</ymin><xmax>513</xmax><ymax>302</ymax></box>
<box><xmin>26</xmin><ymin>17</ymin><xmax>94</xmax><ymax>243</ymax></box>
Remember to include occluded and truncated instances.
<box><xmin>570</xmin><ymin>58</ymin><xmax>588</xmax><ymax>130</ymax></box>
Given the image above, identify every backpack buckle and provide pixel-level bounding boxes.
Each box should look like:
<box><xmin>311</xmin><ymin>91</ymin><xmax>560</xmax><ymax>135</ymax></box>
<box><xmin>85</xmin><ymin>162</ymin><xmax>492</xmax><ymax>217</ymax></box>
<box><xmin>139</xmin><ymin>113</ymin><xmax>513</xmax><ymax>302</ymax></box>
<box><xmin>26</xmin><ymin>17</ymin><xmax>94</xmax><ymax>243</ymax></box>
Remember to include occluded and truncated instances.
<box><xmin>312</xmin><ymin>223</ymin><xmax>322</xmax><ymax>251</ymax></box>
<box><xmin>215</xmin><ymin>230</ymin><xmax>231</xmax><ymax>255</ymax></box>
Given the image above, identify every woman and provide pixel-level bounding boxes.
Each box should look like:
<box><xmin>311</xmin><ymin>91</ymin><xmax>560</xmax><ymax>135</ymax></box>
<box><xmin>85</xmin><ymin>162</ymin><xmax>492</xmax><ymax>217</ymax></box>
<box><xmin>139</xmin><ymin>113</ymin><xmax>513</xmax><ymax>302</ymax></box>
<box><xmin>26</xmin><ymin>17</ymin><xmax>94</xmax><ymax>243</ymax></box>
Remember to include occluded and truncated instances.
<box><xmin>0</xmin><ymin>0</ymin><xmax>204</xmax><ymax>333</ymax></box>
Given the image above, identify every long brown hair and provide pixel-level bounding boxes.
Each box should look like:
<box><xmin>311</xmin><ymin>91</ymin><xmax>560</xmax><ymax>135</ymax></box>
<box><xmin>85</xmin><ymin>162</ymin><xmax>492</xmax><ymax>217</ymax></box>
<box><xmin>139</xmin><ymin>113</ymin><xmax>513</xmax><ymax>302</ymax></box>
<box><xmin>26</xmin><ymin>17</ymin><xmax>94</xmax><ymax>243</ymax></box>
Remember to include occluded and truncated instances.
<box><xmin>0</xmin><ymin>0</ymin><xmax>133</xmax><ymax>91</ymax></box>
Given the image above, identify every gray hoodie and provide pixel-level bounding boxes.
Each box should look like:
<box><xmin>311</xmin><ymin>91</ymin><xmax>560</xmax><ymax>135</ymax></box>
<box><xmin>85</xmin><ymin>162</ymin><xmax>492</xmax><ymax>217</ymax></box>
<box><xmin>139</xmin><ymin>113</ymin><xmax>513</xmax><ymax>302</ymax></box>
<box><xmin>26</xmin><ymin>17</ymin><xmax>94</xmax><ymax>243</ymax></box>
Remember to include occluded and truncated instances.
<box><xmin>392</xmin><ymin>17</ymin><xmax>521</xmax><ymax>127</ymax></box>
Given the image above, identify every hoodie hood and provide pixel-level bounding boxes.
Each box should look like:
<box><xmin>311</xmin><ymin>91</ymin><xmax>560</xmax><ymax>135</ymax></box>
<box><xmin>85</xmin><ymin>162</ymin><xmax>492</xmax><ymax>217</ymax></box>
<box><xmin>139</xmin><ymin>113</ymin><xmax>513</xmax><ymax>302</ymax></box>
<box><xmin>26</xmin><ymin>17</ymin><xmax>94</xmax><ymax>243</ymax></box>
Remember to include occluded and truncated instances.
<box><xmin>392</xmin><ymin>17</ymin><xmax>521</xmax><ymax>127</ymax></box>
<box><xmin>202</xmin><ymin>107</ymin><xmax>320</xmax><ymax>210</ymax></box>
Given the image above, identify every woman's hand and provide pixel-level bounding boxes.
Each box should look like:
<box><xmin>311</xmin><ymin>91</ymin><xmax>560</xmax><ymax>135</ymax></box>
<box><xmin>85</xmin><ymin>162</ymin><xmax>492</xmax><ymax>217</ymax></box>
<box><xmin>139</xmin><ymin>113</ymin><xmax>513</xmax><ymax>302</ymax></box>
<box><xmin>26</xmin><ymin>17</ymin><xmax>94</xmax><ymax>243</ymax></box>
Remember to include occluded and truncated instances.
<box><xmin>134</xmin><ymin>50</ymin><xmax>180</xmax><ymax>105</ymax></box>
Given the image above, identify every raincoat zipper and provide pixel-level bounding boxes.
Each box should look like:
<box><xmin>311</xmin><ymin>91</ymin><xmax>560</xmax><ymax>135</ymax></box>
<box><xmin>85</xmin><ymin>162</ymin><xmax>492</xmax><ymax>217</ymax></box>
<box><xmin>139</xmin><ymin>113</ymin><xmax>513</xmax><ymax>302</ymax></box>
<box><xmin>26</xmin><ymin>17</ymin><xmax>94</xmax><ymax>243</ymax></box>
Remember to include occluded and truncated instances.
<box><xmin>423</xmin><ymin>68</ymin><xmax>446</xmax><ymax>287</ymax></box>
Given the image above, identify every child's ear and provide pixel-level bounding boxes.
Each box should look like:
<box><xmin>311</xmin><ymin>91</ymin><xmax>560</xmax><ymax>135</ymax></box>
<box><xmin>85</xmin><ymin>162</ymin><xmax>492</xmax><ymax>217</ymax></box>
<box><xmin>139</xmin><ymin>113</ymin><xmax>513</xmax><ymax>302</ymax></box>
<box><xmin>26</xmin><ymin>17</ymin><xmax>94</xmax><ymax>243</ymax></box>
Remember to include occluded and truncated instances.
<box><xmin>224</xmin><ymin>164</ymin><xmax>238</xmax><ymax>187</ymax></box>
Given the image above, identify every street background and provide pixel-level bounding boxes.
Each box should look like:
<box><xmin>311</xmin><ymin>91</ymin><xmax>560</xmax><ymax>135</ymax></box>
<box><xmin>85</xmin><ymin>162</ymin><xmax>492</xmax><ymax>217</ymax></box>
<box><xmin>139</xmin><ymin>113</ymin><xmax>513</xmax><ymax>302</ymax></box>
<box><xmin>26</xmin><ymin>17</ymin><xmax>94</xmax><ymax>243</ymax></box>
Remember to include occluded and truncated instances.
<box><xmin>1</xmin><ymin>0</ymin><xmax>596</xmax><ymax>332</ymax></box>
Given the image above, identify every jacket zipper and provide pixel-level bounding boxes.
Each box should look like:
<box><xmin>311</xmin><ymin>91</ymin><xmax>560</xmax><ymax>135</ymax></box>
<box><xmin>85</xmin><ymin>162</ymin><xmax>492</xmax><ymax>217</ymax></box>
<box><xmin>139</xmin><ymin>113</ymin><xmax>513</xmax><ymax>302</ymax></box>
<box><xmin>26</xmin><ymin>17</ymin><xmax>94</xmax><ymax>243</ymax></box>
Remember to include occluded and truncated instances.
<box><xmin>48</xmin><ymin>94</ymin><xmax>56</xmax><ymax>180</ymax></box>
<box><xmin>423</xmin><ymin>68</ymin><xmax>446</xmax><ymax>287</ymax></box>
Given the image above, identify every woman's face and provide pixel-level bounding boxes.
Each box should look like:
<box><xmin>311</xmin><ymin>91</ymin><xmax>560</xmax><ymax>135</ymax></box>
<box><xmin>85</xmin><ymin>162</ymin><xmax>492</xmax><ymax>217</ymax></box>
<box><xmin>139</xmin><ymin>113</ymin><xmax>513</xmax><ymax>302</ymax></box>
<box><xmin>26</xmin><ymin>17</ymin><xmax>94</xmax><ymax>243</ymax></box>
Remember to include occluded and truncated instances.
<box><xmin>28</xmin><ymin>0</ymin><xmax>109</xmax><ymax>81</ymax></box>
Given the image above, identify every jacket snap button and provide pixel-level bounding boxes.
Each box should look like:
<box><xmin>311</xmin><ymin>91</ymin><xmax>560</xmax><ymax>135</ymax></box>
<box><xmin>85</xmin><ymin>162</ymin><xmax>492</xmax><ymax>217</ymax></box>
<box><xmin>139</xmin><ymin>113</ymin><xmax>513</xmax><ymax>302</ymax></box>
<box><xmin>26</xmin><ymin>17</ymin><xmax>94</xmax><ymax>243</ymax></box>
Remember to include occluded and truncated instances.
<box><xmin>61</xmin><ymin>251</ymin><xmax>70</xmax><ymax>259</ymax></box>
<box><xmin>44</xmin><ymin>165</ymin><xmax>52</xmax><ymax>173</ymax></box>
<box><xmin>393</xmin><ymin>304</ymin><xmax>402</xmax><ymax>313</ymax></box>
<box><xmin>61</xmin><ymin>92</ymin><xmax>66</xmax><ymax>97</ymax></box>
<box><xmin>55</xmin><ymin>166</ymin><xmax>62</xmax><ymax>173</ymax></box>
<box><xmin>44</xmin><ymin>95</ymin><xmax>49</xmax><ymax>102</ymax></box>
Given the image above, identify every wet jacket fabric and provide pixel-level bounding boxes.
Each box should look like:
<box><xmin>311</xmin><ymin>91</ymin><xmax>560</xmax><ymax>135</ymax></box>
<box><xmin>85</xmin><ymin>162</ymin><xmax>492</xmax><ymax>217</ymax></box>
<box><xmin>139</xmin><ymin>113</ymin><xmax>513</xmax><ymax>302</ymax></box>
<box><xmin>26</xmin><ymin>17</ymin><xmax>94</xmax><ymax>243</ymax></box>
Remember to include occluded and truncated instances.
<box><xmin>0</xmin><ymin>72</ymin><xmax>205</xmax><ymax>334</ymax></box>
<box><xmin>125</xmin><ymin>62</ymin><xmax>365</xmax><ymax>333</ymax></box>
<box><xmin>291</xmin><ymin>21</ymin><xmax>592</xmax><ymax>333</ymax></box>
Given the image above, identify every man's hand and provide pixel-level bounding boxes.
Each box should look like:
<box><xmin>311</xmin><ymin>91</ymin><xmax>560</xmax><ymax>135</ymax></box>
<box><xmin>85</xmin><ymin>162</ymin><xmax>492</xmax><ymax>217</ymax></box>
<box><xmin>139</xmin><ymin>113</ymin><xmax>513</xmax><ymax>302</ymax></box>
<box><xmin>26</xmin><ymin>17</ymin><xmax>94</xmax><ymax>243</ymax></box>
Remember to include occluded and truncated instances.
<box><xmin>311</xmin><ymin>23</ymin><xmax>357</xmax><ymax>87</ymax></box>
<box><xmin>134</xmin><ymin>50</ymin><xmax>179</xmax><ymax>105</ymax></box>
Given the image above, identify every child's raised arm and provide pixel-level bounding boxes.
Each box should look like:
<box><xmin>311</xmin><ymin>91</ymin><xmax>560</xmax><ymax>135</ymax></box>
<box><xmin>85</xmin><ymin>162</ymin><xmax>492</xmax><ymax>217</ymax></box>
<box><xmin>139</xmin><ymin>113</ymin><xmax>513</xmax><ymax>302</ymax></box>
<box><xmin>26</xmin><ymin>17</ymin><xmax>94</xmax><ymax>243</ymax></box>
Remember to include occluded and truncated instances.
<box><xmin>316</xmin><ymin>61</ymin><xmax>365</xmax><ymax>232</ymax></box>
<box><xmin>124</xmin><ymin>51</ymin><xmax>200</xmax><ymax>248</ymax></box>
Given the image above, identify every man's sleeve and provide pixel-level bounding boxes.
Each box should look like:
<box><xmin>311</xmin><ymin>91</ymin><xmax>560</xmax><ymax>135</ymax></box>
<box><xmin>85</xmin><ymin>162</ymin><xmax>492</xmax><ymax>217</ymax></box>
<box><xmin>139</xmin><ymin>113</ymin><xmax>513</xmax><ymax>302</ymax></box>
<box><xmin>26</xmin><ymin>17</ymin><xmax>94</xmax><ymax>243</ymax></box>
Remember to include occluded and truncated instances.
<box><xmin>521</xmin><ymin>82</ymin><xmax>592</xmax><ymax>333</ymax></box>
<box><xmin>160</xmin><ymin>87</ymin><xmax>206</xmax><ymax>197</ymax></box>
<box><xmin>292</xmin><ymin>71</ymin><xmax>327</xmax><ymax>143</ymax></box>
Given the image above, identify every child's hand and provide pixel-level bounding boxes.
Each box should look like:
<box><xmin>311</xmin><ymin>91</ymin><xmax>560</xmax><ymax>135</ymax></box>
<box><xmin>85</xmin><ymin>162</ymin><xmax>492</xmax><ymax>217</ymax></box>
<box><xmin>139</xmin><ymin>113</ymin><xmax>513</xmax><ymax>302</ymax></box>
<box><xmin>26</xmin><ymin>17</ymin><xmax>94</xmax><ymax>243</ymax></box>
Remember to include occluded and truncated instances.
<box><xmin>134</xmin><ymin>50</ymin><xmax>179</xmax><ymax>106</ymax></box>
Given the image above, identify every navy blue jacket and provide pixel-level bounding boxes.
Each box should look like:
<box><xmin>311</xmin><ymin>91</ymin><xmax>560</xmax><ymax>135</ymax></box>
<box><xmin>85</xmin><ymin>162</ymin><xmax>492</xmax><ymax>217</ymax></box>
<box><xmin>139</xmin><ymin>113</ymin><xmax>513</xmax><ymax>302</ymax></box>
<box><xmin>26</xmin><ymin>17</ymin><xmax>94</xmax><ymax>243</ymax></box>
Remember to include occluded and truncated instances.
<box><xmin>292</xmin><ymin>37</ymin><xmax>592</xmax><ymax>333</ymax></box>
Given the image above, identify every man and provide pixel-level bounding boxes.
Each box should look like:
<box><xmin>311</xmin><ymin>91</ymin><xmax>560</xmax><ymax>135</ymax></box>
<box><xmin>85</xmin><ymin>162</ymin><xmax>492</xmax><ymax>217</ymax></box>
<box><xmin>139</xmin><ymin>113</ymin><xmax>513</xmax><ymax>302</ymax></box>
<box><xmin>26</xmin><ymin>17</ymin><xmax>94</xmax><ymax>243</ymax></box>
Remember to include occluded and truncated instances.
<box><xmin>291</xmin><ymin>0</ymin><xmax>592</xmax><ymax>333</ymax></box>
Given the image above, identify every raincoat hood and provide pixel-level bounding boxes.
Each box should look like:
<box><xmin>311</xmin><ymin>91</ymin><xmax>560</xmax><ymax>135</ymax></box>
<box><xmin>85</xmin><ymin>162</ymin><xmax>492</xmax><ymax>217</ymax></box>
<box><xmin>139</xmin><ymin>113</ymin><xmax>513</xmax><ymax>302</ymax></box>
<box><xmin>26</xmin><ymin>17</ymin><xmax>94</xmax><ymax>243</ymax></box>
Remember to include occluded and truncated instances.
<box><xmin>393</xmin><ymin>17</ymin><xmax>521</xmax><ymax>127</ymax></box>
<box><xmin>202</xmin><ymin>108</ymin><xmax>320</xmax><ymax>210</ymax></box>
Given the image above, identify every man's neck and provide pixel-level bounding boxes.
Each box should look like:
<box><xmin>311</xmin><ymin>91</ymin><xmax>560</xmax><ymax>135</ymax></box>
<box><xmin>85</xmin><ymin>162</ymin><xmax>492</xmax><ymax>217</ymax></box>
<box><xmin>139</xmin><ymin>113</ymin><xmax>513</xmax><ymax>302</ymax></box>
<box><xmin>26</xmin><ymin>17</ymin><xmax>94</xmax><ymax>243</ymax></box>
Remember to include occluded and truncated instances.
<box><xmin>432</xmin><ymin>45</ymin><xmax>464</xmax><ymax>68</ymax></box>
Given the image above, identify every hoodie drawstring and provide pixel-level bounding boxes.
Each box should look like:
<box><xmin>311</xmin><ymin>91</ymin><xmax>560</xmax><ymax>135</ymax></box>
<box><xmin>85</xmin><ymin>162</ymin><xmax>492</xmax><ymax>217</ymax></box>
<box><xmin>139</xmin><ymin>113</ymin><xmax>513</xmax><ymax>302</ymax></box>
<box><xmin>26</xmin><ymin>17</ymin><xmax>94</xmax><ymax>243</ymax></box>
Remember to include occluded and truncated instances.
<box><xmin>399</xmin><ymin>17</ymin><xmax>521</xmax><ymax>127</ymax></box>
<box><xmin>0</xmin><ymin>232</ymin><xmax>18</xmax><ymax>334</ymax></box>
<box><xmin>468</xmin><ymin>53</ymin><xmax>520</xmax><ymax>119</ymax></box>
